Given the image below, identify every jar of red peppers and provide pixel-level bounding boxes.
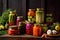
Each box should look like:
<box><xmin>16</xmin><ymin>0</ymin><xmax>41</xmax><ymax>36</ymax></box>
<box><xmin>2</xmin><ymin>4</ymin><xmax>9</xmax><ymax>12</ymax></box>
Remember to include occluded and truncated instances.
<box><xmin>26</xmin><ymin>21</ymin><xmax>34</xmax><ymax>35</ymax></box>
<box><xmin>33</xmin><ymin>24</ymin><xmax>42</xmax><ymax>36</ymax></box>
<box><xmin>8</xmin><ymin>25</ymin><xmax>18</xmax><ymax>35</ymax></box>
<box><xmin>9</xmin><ymin>11</ymin><xmax>17</xmax><ymax>26</ymax></box>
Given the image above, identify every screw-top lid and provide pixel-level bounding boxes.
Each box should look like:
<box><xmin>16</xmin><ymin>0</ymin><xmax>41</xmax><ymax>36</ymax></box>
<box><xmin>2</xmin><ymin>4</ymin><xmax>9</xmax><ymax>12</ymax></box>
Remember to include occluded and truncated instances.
<box><xmin>17</xmin><ymin>16</ymin><xmax>20</xmax><ymax>19</ymax></box>
<box><xmin>37</xmin><ymin>8</ymin><xmax>40</xmax><ymax>11</ymax></box>
<box><xmin>20</xmin><ymin>16</ymin><xmax>23</xmax><ymax>18</ymax></box>
<box><xmin>29</xmin><ymin>9</ymin><xmax>35</xmax><ymax>11</ymax></box>
<box><xmin>10</xmin><ymin>11</ymin><xmax>13</xmax><ymax>14</ymax></box>
<box><xmin>18</xmin><ymin>22</ymin><xmax>22</xmax><ymax>26</ymax></box>
<box><xmin>34</xmin><ymin>24</ymin><xmax>37</xmax><ymax>26</ymax></box>
<box><xmin>44</xmin><ymin>24</ymin><xmax>47</xmax><ymax>27</ymax></box>
<box><xmin>36</xmin><ymin>8</ymin><xmax>44</xmax><ymax>11</ymax></box>
<box><xmin>46</xmin><ymin>13</ymin><xmax>52</xmax><ymax>16</ymax></box>
<box><xmin>17</xmin><ymin>16</ymin><xmax>23</xmax><ymax>19</ymax></box>
<box><xmin>9</xmin><ymin>25</ymin><xmax>17</xmax><ymax>27</ymax></box>
<box><xmin>34</xmin><ymin>23</ymin><xmax>40</xmax><ymax>26</ymax></box>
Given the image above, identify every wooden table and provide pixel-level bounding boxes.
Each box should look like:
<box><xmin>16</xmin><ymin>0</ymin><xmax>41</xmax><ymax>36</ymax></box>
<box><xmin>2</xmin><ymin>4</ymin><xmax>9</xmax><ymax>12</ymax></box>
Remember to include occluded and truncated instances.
<box><xmin>0</xmin><ymin>35</ymin><xmax>60</xmax><ymax>40</ymax></box>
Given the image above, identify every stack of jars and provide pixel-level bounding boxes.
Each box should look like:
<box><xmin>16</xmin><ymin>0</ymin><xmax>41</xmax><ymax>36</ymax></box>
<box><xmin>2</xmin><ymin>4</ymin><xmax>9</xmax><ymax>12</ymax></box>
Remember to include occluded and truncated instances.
<box><xmin>8</xmin><ymin>10</ymin><xmax>18</xmax><ymax>35</ymax></box>
<box><xmin>26</xmin><ymin>8</ymin><xmax>44</xmax><ymax>36</ymax></box>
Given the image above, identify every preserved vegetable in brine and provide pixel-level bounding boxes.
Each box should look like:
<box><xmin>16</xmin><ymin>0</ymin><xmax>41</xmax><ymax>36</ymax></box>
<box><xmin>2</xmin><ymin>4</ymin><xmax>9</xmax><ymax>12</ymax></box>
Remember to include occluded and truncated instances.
<box><xmin>33</xmin><ymin>24</ymin><xmax>42</xmax><ymax>36</ymax></box>
<box><xmin>28</xmin><ymin>9</ymin><xmax>35</xmax><ymax>23</ymax></box>
<box><xmin>18</xmin><ymin>22</ymin><xmax>26</xmax><ymax>35</ymax></box>
<box><xmin>8</xmin><ymin>26</ymin><xmax>18</xmax><ymax>35</ymax></box>
<box><xmin>16</xmin><ymin>16</ymin><xmax>23</xmax><ymax>26</ymax></box>
<box><xmin>26</xmin><ymin>22</ymin><xmax>34</xmax><ymax>35</ymax></box>
<box><xmin>9</xmin><ymin>11</ymin><xmax>17</xmax><ymax>26</ymax></box>
<box><xmin>36</xmin><ymin>8</ymin><xmax>44</xmax><ymax>24</ymax></box>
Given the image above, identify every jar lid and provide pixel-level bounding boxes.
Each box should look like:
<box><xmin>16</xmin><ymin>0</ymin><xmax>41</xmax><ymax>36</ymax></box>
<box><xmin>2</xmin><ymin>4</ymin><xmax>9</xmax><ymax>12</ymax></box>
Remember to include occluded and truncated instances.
<box><xmin>37</xmin><ymin>8</ymin><xmax>44</xmax><ymax>11</ymax></box>
<box><xmin>17</xmin><ymin>16</ymin><xmax>20</xmax><ymax>19</ymax></box>
<box><xmin>29</xmin><ymin>9</ymin><xmax>35</xmax><ymax>11</ymax></box>
<box><xmin>46</xmin><ymin>13</ymin><xmax>52</xmax><ymax>16</ymax></box>
<box><xmin>17</xmin><ymin>16</ymin><xmax>23</xmax><ymax>18</ymax></box>
<box><xmin>9</xmin><ymin>25</ymin><xmax>17</xmax><ymax>27</ymax></box>
<box><xmin>10</xmin><ymin>11</ymin><xmax>13</xmax><ymax>14</ymax></box>
<box><xmin>9</xmin><ymin>25</ymin><xmax>18</xmax><ymax>29</ymax></box>
<box><xmin>34</xmin><ymin>23</ymin><xmax>40</xmax><ymax>26</ymax></box>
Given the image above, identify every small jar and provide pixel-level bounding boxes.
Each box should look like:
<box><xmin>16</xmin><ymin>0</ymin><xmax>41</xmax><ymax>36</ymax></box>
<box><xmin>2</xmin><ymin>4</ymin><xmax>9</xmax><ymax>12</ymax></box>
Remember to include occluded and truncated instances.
<box><xmin>16</xmin><ymin>16</ymin><xmax>23</xmax><ymax>26</ymax></box>
<box><xmin>8</xmin><ymin>25</ymin><xmax>18</xmax><ymax>35</ymax></box>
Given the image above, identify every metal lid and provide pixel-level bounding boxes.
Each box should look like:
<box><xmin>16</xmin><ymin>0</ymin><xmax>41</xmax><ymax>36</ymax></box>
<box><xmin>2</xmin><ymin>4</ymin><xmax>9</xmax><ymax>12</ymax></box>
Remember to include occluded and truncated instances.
<box><xmin>10</xmin><ymin>11</ymin><xmax>13</xmax><ymax>14</ymax></box>
<box><xmin>29</xmin><ymin>9</ymin><xmax>35</xmax><ymax>11</ymax></box>
<box><xmin>37</xmin><ymin>8</ymin><xmax>44</xmax><ymax>10</ymax></box>
<box><xmin>9</xmin><ymin>25</ymin><xmax>18</xmax><ymax>29</ymax></box>
<box><xmin>17</xmin><ymin>16</ymin><xmax>23</xmax><ymax>19</ymax></box>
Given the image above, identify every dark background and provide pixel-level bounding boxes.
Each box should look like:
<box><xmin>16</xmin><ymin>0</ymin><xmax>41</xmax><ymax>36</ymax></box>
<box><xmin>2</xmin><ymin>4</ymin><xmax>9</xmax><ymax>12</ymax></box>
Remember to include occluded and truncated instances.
<box><xmin>0</xmin><ymin>0</ymin><xmax>60</xmax><ymax>22</ymax></box>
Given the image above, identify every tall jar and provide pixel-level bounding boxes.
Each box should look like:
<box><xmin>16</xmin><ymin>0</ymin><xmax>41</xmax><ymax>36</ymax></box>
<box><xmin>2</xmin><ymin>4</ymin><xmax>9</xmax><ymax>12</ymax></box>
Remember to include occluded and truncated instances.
<box><xmin>26</xmin><ymin>21</ymin><xmax>34</xmax><ymax>35</ymax></box>
<box><xmin>28</xmin><ymin>9</ymin><xmax>35</xmax><ymax>23</ymax></box>
<box><xmin>33</xmin><ymin>24</ymin><xmax>42</xmax><ymax>36</ymax></box>
<box><xmin>9</xmin><ymin>11</ymin><xmax>17</xmax><ymax>26</ymax></box>
<box><xmin>16</xmin><ymin>16</ymin><xmax>23</xmax><ymax>26</ymax></box>
<box><xmin>36</xmin><ymin>8</ymin><xmax>44</xmax><ymax>24</ymax></box>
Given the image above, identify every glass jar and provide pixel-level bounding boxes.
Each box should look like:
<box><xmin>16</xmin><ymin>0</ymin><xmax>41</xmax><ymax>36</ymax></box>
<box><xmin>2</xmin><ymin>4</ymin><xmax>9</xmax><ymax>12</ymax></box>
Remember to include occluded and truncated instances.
<box><xmin>33</xmin><ymin>24</ymin><xmax>42</xmax><ymax>36</ymax></box>
<box><xmin>8</xmin><ymin>25</ymin><xmax>18</xmax><ymax>35</ymax></box>
<box><xmin>16</xmin><ymin>16</ymin><xmax>23</xmax><ymax>26</ymax></box>
<box><xmin>36</xmin><ymin>8</ymin><xmax>44</xmax><ymax>24</ymax></box>
<box><xmin>26</xmin><ymin>21</ymin><xmax>34</xmax><ymax>35</ymax></box>
<box><xmin>9</xmin><ymin>11</ymin><xmax>17</xmax><ymax>26</ymax></box>
<box><xmin>28</xmin><ymin>9</ymin><xmax>35</xmax><ymax>23</ymax></box>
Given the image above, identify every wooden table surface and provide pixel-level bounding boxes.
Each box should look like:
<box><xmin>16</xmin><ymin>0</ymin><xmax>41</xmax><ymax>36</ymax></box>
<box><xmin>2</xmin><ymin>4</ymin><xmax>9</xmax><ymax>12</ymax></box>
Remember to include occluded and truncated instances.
<box><xmin>0</xmin><ymin>34</ymin><xmax>60</xmax><ymax>40</ymax></box>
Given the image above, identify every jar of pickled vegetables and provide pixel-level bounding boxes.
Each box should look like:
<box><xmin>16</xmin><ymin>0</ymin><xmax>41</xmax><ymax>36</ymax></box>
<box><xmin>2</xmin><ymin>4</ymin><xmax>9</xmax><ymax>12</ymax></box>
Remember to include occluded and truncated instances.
<box><xmin>41</xmin><ymin>24</ymin><xmax>48</xmax><ymax>33</ymax></box>
<box><xmin>9</xmin><ymin>11</ymin><xmax>17</xmax><ymax>26</ymax></box>
<box><xmin>36</xmin><ymin>8</ymin><xmax>44</xmax><ymax>24</ymax></box>
<box><xmin>46</xmin><ymin>13</ymin><xmax>53</xmax><ymax>26</ymax></box>
<box><xmin>26</xmin><ymin>21</ymin><xmax>34</xmax><ymax>35</ymax></box>
<box><xmin>8</xmin><ymin>25</ymin><xmax>18</xmax><ymax>35</ymax></box>
<box><xmin>28</xmin><ymin>9</ymin><xmax>35</xmax><ymax>23</ymax></box>
<box><xmin>33</xmin><ymin>24</ymin><xmax>42</xmax><ymax>36</ymax></box>
<box><xmin>16</xmin><ymin>16</ymin><xmax>23</xmax><ymax>26</ymax></box>
<box><xmin>18</xmin><ymin>22</ymin><xmax>26</xmax><ymax>35</ymax></box>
